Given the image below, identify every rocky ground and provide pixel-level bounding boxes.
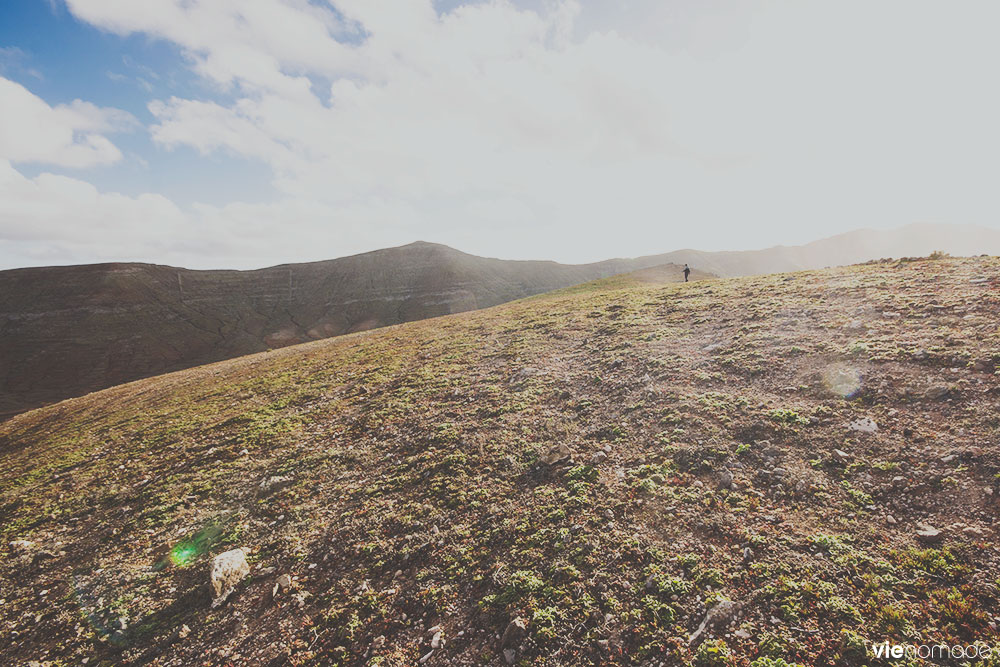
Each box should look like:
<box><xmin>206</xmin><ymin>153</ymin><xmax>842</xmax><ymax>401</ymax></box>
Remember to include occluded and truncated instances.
<box><xmin>1</xmin><ymin>255</ymin><xmax>999</xmax><ymax>666</ymax></box>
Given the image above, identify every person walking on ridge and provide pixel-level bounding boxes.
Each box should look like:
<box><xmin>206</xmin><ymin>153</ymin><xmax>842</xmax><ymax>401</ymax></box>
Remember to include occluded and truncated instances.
<box><xmin>683</xmin><ymin>264</ymin><xmax>691</xmax><ymax>282</ymax></box>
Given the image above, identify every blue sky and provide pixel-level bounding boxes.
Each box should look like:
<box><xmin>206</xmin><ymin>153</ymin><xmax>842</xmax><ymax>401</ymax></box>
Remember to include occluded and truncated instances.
<box><xmin>0</xmin><ymin>0</ymin><xmax>274</xmax><ymax>205</ymax></box>
<box><xmin>1</xmin><ymin>0</ymin><xmax>998</xmax><ymax>269</ymax></box>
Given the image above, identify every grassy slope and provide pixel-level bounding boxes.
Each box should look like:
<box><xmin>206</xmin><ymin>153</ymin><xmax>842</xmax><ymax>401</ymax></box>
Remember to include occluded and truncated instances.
<box><xmin>2</xmin><ymin>257</ymin><xmax>999</xmax><ymax>666</ymax></box>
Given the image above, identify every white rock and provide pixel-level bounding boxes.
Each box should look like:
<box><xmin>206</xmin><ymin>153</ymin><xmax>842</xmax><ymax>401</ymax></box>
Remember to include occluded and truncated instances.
<box><xmin>210</xmin><ymin>548</ymin><xmax>250</xmax><ymax>607</ymax></box>
<box><xmin>847</xmin><ymin>417</ymin><xmax>878</xmax><ymax>433</ymax></box>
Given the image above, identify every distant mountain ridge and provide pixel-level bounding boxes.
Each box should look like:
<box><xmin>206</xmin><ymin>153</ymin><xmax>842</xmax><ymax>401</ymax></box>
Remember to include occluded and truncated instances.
<box><xmin>636</xmin><ymin>222</ymin><xmax>1000</xmax><ymax>277</ymax></box>
<box><xmin>0</xmin><ymin>242</ymin><xmax>694</xmax><ymax>419</ymax></box>
<box><xmin>1</xmin><ymin>222</ymin><xmax>997</xmax><ymax>419</ymax></box>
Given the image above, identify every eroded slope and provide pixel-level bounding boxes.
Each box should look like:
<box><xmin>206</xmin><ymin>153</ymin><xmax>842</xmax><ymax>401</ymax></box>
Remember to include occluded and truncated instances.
<box><xmin>1</xmin><ymin>256</ymin><xmax>999</xmax><ymax>666</ymax></box>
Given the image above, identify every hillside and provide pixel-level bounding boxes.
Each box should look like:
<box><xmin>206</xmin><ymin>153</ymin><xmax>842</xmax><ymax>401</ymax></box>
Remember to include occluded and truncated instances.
<box><xmin>2</xmin><ymin>256</ymin><xmax>998</xmax><ymax>666</ymax></box>
<box><xmin>3</xmin><ymin>222</ymin><xmax>995</xmax><ymax>422</ymax></box>
<box><xmin>0</xmin><ymin>242</ymin><xmax>705</xmax><ymax>419</ymax></box>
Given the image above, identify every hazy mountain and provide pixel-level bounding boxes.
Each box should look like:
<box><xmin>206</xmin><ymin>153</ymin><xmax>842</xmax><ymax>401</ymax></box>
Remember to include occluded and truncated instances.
<box><xmin>640</xmin><ymin>222</ymin><xmax>1000</xmax><ymax>277</ymax></box>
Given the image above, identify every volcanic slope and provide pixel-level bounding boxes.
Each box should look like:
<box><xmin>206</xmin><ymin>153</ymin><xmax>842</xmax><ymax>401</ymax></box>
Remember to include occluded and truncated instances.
<box><xmin>0</xmin><ymin>241</ymin><xmax>708</xmax><ymax>419</ymax></box>
<box><xmin>2</xmin><ymin>256</ymin><xmax>999</xmax><ymax>666</ymax></box>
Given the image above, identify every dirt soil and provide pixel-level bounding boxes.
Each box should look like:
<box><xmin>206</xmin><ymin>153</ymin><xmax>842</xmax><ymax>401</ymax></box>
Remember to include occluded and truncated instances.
<box><xmin>1</xmin><ymin>255</ymin><xmax>998</xmax><ymax>666</ymax></box>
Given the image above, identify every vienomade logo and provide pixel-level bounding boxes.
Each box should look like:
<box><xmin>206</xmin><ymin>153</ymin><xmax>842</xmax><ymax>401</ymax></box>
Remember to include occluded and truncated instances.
<box><xmin>870</xmin><ymin>640</ymin><xmax>994</xmax><ymax>661</ymax></box>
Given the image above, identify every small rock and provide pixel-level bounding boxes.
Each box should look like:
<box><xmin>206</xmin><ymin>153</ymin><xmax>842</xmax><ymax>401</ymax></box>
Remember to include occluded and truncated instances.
<box><xmin>924</xmin><ymin>384</ymin><xmax>952</xmax><ymax>400</ymax></box>
<box><xmin>499</xmin><ymin>617</ymin><xmax>527</xmax><ymax>650</ymax></box>
<box><xmin>847</xmin><ymin>417</ymin><xmax>878</xmax><ymax>433</ymax></box>
<box><xmin>419</xmin><ymin>649</ymin><xmax>434</xmax><ymax>663</ymax></box>
<box><xmin>210</xmin><ymin>548</ymin><xmax>251</xmax><ymax>607</ymax></box>
<box><xmin>941</xmin><ymin>454</ymin><xmax>957</xmax><ymax>463</ymax></box>
<box><xmin>503</xmin><ymin>648</ymin><xmax>516</xmax><ymax>664</ymax></box>
<box><xmin>963</xmin><ymin>526</ymin><xmax>985</xmax><ymax>538</ymax></box>
<box><xmin>689</xmin><ymin>600</ymin><xmax>741</xmax><ymax>646</ymax></box>
<box><xmin>716</xmin><ymin>470</ymin><xmax>734</xmax><ymax>490</ymax></box>
<box><xmin>833</xmin><ymin>449</ymin><xmax>852</xmax><ymax>463</ymax></box>
<box><xmin>886</xmin><ymin>515</ymin><xmax>897</xmax><ymax>525</ymax></box>
<box><xmin>258</xmin><ymin>475</ymin><xmax>293</xmax><ymax>493</ymax></box>
<box><xmin>431</xmin><ymin>632</ymin><xmax>443</xmax><ymax>649</ymax></box>
<box><xmin>592</xmin><ymin>451</ymin><xmax>608</xmax><ymax>464</ymax></box>
<box><xmin>272</xmin><ymin>573</ymin><xmax>292</xmax><ymax>599</ymax></box>
<box><xmin>178</xmin><ymin>624</ymin><xmax>191</xmax><ymax>639</ymax></box>
<box><xmin>915</xmin><ymin>524</ymin><xmax>944</xmax><ymax>544</ymax></box>
<box><xmin>10</xmin><ymin>539</ymin><xmax>35</xmax><ymax>554</ymax></box>
<box><xmin>539</xmin><ymin>443</ymin><xmax>572</xmax><ymax>465</ymax></box>
<box><xmin>972</xmin><ymin>359</ymin><xmax>995</xmax><ymax>373</ymax></box>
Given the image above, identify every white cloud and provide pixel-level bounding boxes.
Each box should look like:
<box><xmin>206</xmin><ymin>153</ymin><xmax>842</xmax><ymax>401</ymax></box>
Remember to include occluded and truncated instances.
<box><xmin>64</xmin><ymin>0</ymin><xmax>360</xmax><ymax>95</ymax></box>
<box><xmin>3</xmin><ymin>0</ymin><xmax>998</xmax><ymax>269</ymax></box>
<box><xmin>0</xmin><ymin>159</ymin><xmax>185</xmax><ymax>242</ymax></box>
<box><xmin>0</xmin><ymin>158</ymin><xmax>421</xmax><ymax>269</ymax></box>
<box><xmin>0</xmin><ymin>76</ymin><xmax>135</xmax><ymax>168</ymax></box>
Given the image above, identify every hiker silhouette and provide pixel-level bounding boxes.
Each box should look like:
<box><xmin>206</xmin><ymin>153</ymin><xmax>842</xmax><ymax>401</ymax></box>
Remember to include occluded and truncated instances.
<box><xmin>683</xmin><ymin>264</ymin><xmax>691</xmax><ymax>282</ymax></box>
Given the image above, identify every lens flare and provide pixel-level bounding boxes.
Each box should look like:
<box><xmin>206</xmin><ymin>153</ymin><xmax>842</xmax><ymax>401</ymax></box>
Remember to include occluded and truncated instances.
<box><xmin>170</xmin><ymin>542</ymin><xmax>199</xmax><ymax>568</ymax></box>
<box><xmin>823</xmin><ymin>364</ymin><xmax>862</xmax><ymax>398</ymax></box>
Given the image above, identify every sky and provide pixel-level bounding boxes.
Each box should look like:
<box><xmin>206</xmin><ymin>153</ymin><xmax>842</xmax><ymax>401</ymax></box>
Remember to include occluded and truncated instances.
<box><xmin>0</xmin><ymin>0</ymin><xmax>998</xmax><ymax>270</ymax></box>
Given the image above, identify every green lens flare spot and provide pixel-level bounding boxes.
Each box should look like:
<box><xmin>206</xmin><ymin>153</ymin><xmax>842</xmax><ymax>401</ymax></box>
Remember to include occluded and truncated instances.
<box><xmin>170</xmin><ymin>543</ymin><xmax>199</xmax><ymax>567</ymax></box>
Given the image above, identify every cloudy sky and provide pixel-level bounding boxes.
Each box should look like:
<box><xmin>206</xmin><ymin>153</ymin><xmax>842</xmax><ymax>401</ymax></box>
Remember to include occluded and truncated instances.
<box><xmin>1</xmin><ymin>0</ymin><xmax>998</xmax><ymax>269</ymax></box>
